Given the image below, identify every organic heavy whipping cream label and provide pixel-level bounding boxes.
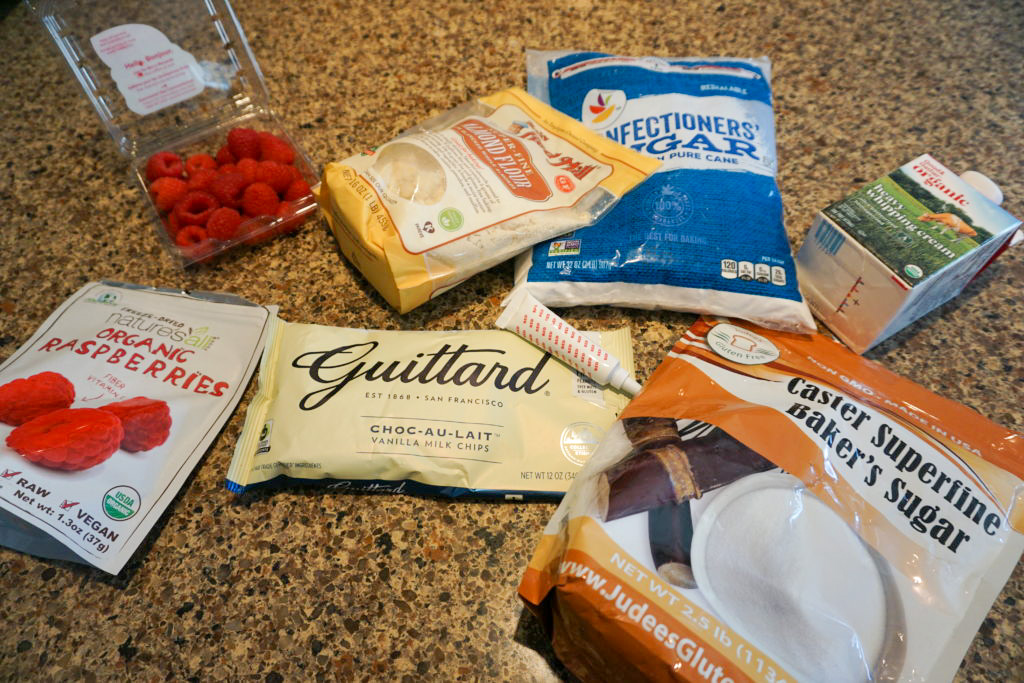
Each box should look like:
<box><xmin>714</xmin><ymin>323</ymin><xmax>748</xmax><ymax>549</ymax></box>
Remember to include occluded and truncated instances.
<box><xmin>227</xmin><ymin>319</ymin><xmax>635</xmax><ymax>497</ymax></box>
<box><xmin>0</xmin><ymin>282</ymin><xmax>273</xmax><ymax>573</ymax></box>
<box><xmin>796</xmin><ymin>154</ymin><xmax>1021</xmax><ymax>352</ymax></box>
<box><xmin>519</xmin><ymin>318</ymin><xmax>1024</xmax><ymax>682</ymax></box>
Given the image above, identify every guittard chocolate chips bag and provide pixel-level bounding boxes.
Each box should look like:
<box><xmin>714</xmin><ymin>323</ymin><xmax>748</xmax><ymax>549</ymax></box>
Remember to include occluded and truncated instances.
<box><xmin>227</xmin><ymin>319</ymin><xmax>634</xmax><ymax>498</ymax></box>
<box><xmin>519</xmin><ymin>317</ymin><xmax>1023</xmax><ymax>682</ymax></box>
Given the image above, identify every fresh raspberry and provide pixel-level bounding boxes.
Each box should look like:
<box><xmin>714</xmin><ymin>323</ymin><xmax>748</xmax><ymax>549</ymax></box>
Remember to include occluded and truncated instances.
<box><xmin>149</xmin><ymin>177</ymin><xmax>189</xmax><ymax>212</ymax></box>
<box><xmin>275</xmin><ymin>201</ymin><xmax>306</xmax><ymax>235</ymax></box>
<box><xmin>0</xmin><ymin>372</ymin><xmax>75</xmax><ymax>426</ymax></box>
<box><xmin>145</xmin><ymin>151</ymin><xmax>184</xmax><ymax>182</ymax></box>
<box><xmin>236</xmin><ymin>157</ymin><xmax>259</xmax><ymax>185</ymax></box>
<box><xmin>187</xmin><ymin>168</ymin><xmax>217</xmax><ymax>193</ymax></box>
<box><xmin>256</xmin><ymin>161</ymin><xmax>293</xmax><ymax>194</ymax></box>
<box><xmin>217</xmin><ymin>163</ymin><xmax>238</xmax><ymax>175</ymax></box>
<box><xmin>165</xmin><ymin>211</ymin><xmax>181</xmax><ymax>238</ymax></box>
<box><xmin>287</xmin><ymin>164</ymin><xmax>303</xmax><ymax>183</ymax></box>
<box><xmin>206</xmin><ymin>207</ymin><xmax>243</xmax><ymax>241</ymax></box>
<box><xmin>237</xmin><ymin>214</ymin><xmax>277</xmax><ymax>245</ymax></box>
<box><xmin>216</xmin><ymin>144</ymin><xmax>236</xmax><ymax>166</ymax></box>
<box><xmin>258</xmin><ymin>132</ymin><xmax>295</xmax><ymax>165</ymax></box>
<box><xmin>185</xmin><ymin>153</ymin><xmax>217</xmax><ymax>176</ymax></box>
<box><xmin>99</xmin><ymin>397</ymin><xmax>171</xmax><ymax>452</ymax></box>
<box><xmin>241</xmin><ymin>182</ymin><xmax>279</xmax><ymax>217</ymax></box>
<box><xmin>283</xmin><ymin>178</ymin><xmax>312</xmax><ymax>202</ymax></box>
<box><xmin>175</xmin><ymin>226</ymin><xmax>214</xmax><ymax>263</ymax></box>
<box><xmin>228</xmin><ymin>127</ymin><xmax>262</xmax><ymax>160</ymax></box>
<box><xmin>175</xmin><ymin>225</ymin><xmax>208</xmax><ymax>247</ymax></box>
<box><xmin>173</xmin><ymin>191</ymin><xmax>219</xmax><ymax>226</ymax></box>
<box><xmin>209</xmin><ymin>172</ymin><xmax>248</xmax><ymax>208</ymax></box>
<box><xmin>6</xmin><ymin>408</ymin><xmax>123</xmax><ymax>471</ymax></box>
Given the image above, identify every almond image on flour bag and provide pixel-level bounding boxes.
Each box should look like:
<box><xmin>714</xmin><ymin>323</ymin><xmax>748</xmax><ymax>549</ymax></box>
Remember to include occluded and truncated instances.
<box><xmin>519</xmin><ymin>317</ymin><xmax>1024</xmax><ymax>682</ymax></box>
<box><xmin>316</xmin><ymin>87</ymin><xmax>660</xmax><ymax>313</ymax></box>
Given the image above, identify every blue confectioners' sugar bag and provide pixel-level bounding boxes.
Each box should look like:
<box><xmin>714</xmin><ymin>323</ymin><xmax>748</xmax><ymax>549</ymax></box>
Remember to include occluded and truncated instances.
<box><xmin>517</xmin><ymin>51</ymin><xmax>815</xmax><ymax>333</ymax></box>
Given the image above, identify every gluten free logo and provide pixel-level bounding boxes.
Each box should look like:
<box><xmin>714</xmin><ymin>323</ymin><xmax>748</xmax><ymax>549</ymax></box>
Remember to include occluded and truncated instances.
<box><xmin>706</xmin><ymin>323</ymin><xmax>780</xmax><ymax>366</ymax></box>
<box><xmin>257</xmin><ymin>420</ymin><xmax>274</xmax><ymax>455</ymax></box>
<box><xmin>103</xmin><ymin>485</ymin><xmax>140</xmax><ymax>521</ymax></box>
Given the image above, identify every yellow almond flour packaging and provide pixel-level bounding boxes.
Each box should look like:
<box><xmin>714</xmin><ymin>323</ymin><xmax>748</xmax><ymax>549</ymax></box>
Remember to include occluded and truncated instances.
<box><xmin>519</xmin><ymin>317</ymin><xmax>1024</xmax><ymax>682</ymax></box>
<box><xmin>316</xmin><ymin>88</ymin><xmax>660</xmax><ymax>313</ymax></box>
<box><xmin>226</xmin><ymin>318</ymin><xmax>635</xmax><ymax>498</ymax></box>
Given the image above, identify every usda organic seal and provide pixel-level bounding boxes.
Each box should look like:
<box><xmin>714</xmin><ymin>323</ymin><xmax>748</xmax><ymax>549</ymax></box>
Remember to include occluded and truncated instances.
<box><xmin>707</xmin><ymin>323</ymin><xmax>780</xmax><ymax>366</ymax></box>
<box><xmin>103</xmin><ymin>485</ymin><xmax>140</xmax><ymax>521</ymax></box>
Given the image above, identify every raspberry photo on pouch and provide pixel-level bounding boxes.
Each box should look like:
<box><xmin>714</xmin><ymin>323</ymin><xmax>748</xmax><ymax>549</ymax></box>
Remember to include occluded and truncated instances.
<box><xmin>6</xmin><ymin>408</ymin><xmax>123</xmax><ymax>471</ymax></box>
<box><xmin>100</xmin><ymin>397</ymin><xmax>172</xmax><ymax>452</ymax></box>
<box><xmin>0</xmin><ymin>371</ymin><xmax>75</xmax><ymax>425</ymax></box>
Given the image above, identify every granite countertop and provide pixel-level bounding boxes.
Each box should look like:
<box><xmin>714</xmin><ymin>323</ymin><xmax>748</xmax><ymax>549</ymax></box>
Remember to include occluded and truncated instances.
<box><xmin>1</xmin><ymin>0</ymin><xmax>1022</xmax><ymax>679</ymax></box>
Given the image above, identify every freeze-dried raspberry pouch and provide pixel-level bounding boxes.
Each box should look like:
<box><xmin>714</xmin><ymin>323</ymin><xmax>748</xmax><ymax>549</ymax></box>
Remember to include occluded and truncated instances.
<box><xmin>0</xmin><ymin>282</ymin><xmax>273</xmax><ymax>573</ymax></box>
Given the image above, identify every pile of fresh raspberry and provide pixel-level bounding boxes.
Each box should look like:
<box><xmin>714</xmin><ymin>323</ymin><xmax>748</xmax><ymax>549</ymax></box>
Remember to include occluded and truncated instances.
<box><xmin>144</xmin><ymin>127</ymin><xmax>314</xmax><ymax>264</ymax></box>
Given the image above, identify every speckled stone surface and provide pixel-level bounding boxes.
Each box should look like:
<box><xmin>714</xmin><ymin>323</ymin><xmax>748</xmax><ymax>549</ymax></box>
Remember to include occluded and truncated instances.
<box><xmin>0</xmin><ymin>0</ymin><xmax>1022</xmax><ymax>680</ymax></box>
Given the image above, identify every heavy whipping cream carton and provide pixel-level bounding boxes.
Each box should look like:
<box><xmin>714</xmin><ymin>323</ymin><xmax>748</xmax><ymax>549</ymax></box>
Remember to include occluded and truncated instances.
<box><xmin>796</xmin><ymin>155</ymin><xmax>1020</xmax><ymax>353</ymax></box>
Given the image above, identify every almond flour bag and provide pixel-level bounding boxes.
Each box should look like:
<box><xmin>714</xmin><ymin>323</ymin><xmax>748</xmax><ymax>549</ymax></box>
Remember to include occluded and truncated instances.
<box><xmin>519</xmin><ymin>317</ymin><xmax>1023</xmax><ymax>682</ymax></box>
<box><xmin>226</xmin><ymin>319</ymin><xmax>634</xmax><ymax>498</ymax></box>
<box><xmin>317</xmin><ymin>88</ymin><xmax>659</xmax><ymax>313</ymax></box>
<box><xmin>0</xmin><ymin>282</ymin><xmax>273</xmax><ymax>574</ymax></box>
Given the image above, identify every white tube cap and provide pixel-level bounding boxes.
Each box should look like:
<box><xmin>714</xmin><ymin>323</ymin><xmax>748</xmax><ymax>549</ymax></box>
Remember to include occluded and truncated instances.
<box><xmin>960</xmin><ymin>170</ymin><xmax>1003</xmax><ymax>206</ymax></box>
<box><xmin>609</xmin><ymin>366</ymin><xmax>642</xmax><ymax>396</ymax></box>
<box><xmin>620</xmin><ymin>377</ymin><xmax>642</xmax><ymax>396</ymax></box>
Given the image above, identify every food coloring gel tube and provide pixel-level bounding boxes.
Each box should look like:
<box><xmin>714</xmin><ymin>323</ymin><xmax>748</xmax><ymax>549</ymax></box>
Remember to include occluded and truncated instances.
<box><xmin>496</xmin><ymin>289</ymin><xmax>642</xmax><ymax>395</ymax></box>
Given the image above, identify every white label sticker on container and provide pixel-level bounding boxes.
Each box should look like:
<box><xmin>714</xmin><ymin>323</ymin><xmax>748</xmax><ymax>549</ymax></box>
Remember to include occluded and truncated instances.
<box><xmin>90</xmin><ymin>24</ymin><xmax>204</xmax><ymax>116</ymax></box>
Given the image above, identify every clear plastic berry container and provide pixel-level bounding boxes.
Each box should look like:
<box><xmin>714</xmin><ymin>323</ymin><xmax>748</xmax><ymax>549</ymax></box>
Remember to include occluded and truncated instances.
<box><xmin>27</xmin><ymin>0</ymin><xmax>318</xmax><ymax>267</ymax></box>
